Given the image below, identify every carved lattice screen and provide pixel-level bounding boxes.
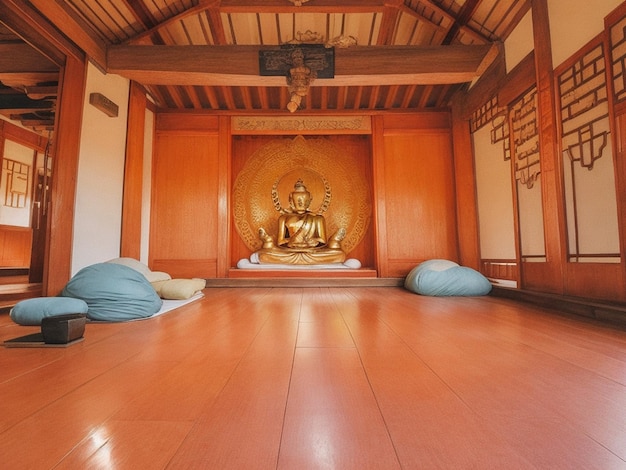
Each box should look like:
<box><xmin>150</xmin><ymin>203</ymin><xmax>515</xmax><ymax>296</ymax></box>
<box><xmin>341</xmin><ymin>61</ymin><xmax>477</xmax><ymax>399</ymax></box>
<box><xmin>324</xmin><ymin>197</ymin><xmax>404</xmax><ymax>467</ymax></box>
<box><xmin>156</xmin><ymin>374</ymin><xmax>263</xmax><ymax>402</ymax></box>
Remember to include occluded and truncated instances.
<box><xmin>557</xmin><ymin>41</ymin><xmax>620</xmax><ymax>263</ymax></box>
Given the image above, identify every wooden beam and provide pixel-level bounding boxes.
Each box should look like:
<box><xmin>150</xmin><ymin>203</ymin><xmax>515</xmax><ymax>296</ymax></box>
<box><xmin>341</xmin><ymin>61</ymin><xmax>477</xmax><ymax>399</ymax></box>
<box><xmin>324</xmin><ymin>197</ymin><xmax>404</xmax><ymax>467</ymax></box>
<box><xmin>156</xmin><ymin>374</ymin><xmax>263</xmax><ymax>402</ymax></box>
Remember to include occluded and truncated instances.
<box><xmin>0</xmin><ymin>0</ymin><xmax>78</xmax><ymax>66</ymax></box>
<box><xmin>13</xmin><ymin>118</ymin><xmax>54</xmax><ymax>128</ymax></box>
<box><xmin>0</xmin><ymin>72</ymin><xmax>59</xmax><ymax>87</ymax></box>
<box><xmin>218</xmin><ymin>0</ymin><xmax>386</xmax><ymax>13</ymax></box>
<box><xmin>108</xmin><ymin>44</ymin><xmax>499</xmax><ymax>86</ymax></box>
<box><xmin>0</xmin><ymin>94</ymin><xmax>55</xmax><ymax>111</ymax></box>
<box><xmin>27</xmin><ymin>0</ymin><xmax>108</xmax><ymax>70</ymax></box>
<box><xmin>0</xmin><ymin>43</ymin><xmax>58</xmax><ymax>73</ymax></box>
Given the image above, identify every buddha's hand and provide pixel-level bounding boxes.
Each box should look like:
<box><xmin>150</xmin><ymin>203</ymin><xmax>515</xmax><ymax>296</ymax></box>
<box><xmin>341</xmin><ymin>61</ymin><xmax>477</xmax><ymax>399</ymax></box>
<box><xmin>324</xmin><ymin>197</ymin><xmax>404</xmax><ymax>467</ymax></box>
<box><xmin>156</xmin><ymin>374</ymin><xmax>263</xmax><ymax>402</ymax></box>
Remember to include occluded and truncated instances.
<box><xmin>327</xmin><ymin>228</ymin><xmax>346</xmax><ymax>249</ymax></box>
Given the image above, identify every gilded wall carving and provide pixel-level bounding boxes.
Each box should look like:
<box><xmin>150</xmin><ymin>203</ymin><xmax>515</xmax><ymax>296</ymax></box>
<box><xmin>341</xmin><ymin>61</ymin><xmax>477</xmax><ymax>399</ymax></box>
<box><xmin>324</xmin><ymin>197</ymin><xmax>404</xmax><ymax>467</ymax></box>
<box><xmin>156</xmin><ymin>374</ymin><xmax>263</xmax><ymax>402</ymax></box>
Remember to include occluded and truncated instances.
<box><xmin>233</xmin><ymin>135</ymin><xmax>371</xmax><ymax>254</ymax></box>
<box><xmin>231</xmin><ymin>116</ymin><xmax>371</xmax><ymax>133</ymax></box>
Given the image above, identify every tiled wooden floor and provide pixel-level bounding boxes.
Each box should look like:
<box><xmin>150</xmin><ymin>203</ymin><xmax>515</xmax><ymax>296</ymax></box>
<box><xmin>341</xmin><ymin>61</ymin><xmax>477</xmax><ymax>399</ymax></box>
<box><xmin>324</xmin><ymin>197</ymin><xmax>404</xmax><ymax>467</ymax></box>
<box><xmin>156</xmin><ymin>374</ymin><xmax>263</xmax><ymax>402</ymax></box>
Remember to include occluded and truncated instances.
<box><xmin>1</xmin><ymin>287</ymin><xmax>626</xmax><ymax>469</ymax></box>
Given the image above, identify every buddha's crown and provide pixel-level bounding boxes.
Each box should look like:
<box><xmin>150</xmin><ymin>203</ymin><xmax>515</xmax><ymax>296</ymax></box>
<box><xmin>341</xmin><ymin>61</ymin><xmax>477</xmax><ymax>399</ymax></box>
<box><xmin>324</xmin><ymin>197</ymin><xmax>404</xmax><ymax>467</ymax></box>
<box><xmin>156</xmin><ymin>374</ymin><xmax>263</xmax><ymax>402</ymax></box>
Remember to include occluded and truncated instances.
<box><xmin>293</xmin><ymin>179</ymin><xmax>308</xmax><ymax>193</ymax></box>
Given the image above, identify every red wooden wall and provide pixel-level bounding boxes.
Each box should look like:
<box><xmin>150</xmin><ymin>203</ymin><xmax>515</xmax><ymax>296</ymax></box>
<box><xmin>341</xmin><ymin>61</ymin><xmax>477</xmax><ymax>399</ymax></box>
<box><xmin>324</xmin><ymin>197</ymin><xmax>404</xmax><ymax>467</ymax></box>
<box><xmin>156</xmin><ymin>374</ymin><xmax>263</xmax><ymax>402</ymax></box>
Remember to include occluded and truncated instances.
<box><xmin>149</xmin><ymin>111</ymin><xmax>460</xmax><ymax>279</ymax></box>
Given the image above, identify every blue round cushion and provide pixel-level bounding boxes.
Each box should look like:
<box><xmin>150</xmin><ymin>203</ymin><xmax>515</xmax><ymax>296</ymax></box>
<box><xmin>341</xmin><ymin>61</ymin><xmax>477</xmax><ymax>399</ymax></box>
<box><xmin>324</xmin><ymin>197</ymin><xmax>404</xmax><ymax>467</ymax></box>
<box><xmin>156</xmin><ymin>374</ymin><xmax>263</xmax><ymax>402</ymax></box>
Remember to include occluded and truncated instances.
<box><xmin>60</xmin><ymin>263</ymin><xmax>162</xmax><ymax>321</ymax></box>
<box><xmin>404</xmin><ymin>259</ymin><xmax>492</xmax><ymax>296</ymax></box>
<box><xmin>10</xmin><ymin>297</ymin><xmax>89</xmax><ymax>326</ymax></box>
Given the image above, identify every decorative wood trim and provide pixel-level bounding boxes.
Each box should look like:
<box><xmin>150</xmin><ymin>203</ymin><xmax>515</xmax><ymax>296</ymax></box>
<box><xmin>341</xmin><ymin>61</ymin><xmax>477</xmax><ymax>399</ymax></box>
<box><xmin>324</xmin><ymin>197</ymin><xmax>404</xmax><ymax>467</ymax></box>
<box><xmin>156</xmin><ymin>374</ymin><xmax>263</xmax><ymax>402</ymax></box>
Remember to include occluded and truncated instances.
<box><xmin>231</xmin><ymin>115</ymin><xmax>372</xmax><ymax>134</ymax></box>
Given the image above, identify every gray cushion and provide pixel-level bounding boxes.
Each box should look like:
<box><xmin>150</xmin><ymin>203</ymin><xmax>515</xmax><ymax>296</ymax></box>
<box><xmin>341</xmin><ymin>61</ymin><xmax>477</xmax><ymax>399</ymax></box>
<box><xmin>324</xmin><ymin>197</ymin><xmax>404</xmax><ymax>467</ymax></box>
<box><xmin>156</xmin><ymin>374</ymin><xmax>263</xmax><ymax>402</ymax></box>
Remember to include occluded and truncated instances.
<box><xmin>10</xmin><ymin>297</ymin><xmax>89</xmax><ymax>326</ymax></box>
<box><xmin>60</xmin><ymin>263</ymin><xmax>162</xmax><ymax>322</ymax></box>
<box><xmin>404</xmin><ymin>259</ymin><xmax>492</xmax><ymax>296</ymax></box>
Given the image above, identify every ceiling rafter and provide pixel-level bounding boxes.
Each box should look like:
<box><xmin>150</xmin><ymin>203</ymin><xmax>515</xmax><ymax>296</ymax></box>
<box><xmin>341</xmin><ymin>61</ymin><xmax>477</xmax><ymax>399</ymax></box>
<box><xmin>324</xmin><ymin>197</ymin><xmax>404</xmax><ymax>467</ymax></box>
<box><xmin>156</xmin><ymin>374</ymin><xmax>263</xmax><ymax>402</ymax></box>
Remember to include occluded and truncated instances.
<box><xmin>368</xmin><ymin>85</ymin><xmax>380</xmax><ymax>108</ymax></box>
<box><xmin>221</xmin><ymin>85</ymin><xmax>236</xmax><ymax>109</ymax></box>
<box><xmin>443</xmin><ymin>0</ymin><xmax>482</xmax><ymax>44</ymax></box>
<box><xmin>353</xmin><ymin>86</ymin><xmax>364</xmax><ymax>110</ymax></box>
<box><xmin>121</xmin><ymin>0</ymin><xmax>159</xmax><ymax>30</ymax></box>
<box><xmin>397</xmin><ymin>4</ymin><xmax>448</xmax><ymax>35</ymax></box>
<box><xmin>1</xmin><ymin>0</ymin><xmax>529</xmax><ymax>127</ymax></box>
<box><xmin>125</xmin><ymin>1</ymin><xmax>216</xmax><ymax>45</ymax></box>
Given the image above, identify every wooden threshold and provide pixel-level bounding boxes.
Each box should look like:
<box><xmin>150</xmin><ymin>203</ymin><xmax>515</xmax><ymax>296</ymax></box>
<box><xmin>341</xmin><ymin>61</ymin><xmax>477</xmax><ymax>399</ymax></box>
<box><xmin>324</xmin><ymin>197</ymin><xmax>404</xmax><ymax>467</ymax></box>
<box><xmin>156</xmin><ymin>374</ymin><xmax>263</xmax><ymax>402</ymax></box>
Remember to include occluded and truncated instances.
<box><xmin>228</xmin><ymin>267</ymin><xmax>378</xmax><ymax>278</ymax></box>
<box><xmin>491</xmin><ymin>286</ymin><xmax>626</xmax><ymax>327</ymax></box>
<box><xmin>0</xmin><ymin>282</ymin><xmax>43</xmax><ymax>311</ymax></box>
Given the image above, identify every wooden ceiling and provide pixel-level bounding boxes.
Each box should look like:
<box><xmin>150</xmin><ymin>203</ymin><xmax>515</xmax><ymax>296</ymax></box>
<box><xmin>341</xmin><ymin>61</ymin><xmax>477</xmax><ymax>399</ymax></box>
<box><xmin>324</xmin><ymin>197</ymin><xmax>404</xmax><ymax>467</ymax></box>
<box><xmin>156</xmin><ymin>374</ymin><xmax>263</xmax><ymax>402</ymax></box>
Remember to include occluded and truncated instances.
<box><xmin>0</xmin><ymin>0</ymin><xmax>530</xmax><ymax>131</ymax></box>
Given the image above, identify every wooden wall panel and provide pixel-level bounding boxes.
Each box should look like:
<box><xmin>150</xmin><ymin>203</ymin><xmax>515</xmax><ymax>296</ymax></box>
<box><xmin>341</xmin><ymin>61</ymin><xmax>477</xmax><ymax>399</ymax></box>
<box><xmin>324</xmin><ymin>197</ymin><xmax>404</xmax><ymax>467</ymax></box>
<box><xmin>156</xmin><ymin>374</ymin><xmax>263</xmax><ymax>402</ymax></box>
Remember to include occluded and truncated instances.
<box><xmin>149</xmin><ymin>132</ymin><xmax>220</xmax><ymax>278</ymax></box>
<box><xmin>379</xmin><ymin>129</ymin><xmax>457</xmax><ymax>278</ymax></box>
<box><xmin>565</xmin><ymin>263</ymin><xmax>625</xmax><ymax>301</ymax></box>
<box><xmin>156</xmin><ymin>113</ymin><xmax>219</xmax><ymax>132</ymax></box>
<box><xmin>0</xmin><ymin>226</ymin><xmax>32</xmax><ymax>267</ymax></box>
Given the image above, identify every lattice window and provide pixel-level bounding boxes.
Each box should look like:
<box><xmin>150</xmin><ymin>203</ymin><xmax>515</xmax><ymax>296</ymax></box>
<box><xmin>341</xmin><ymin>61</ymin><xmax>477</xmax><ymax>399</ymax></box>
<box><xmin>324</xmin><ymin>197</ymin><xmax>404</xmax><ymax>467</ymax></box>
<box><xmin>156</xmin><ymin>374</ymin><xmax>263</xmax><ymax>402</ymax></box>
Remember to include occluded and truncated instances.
<box><xmin>610</xmin><ymin>14</ymin><xmax>626</xmax><ymax>103</ymax></box>
<box><xmin>2</xmin><ymin>158</ymin><xmax>30</xmax><ymax>208</ymax></box>
<box><xmin>470</xmin><ymin>95</ymin><xmax>510</xmax><ymax>161</ymax></box>
<box><xmin>470</xmin><ymin>95</ymin><xmax>499</xmax><ymax>132</ymax></box>
<box><xmin>511</xmin><ymin>87</ymin><xmax>540</xmax><ymax>189</ymax></box>
<box><xmin>559</xmin><ymin>43</ymin><xmax>609</xmax><ymax>169</ymax></box>
<box><xmin>558</xmin><ymin>41</ymin><xmax>620</xmax><ymax>263</ymax></box>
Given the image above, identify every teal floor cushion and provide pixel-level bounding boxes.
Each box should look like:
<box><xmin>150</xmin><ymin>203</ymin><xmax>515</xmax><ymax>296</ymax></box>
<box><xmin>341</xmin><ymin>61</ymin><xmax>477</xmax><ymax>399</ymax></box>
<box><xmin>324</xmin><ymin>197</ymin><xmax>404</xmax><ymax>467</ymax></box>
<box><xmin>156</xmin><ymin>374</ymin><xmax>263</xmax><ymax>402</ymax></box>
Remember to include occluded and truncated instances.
<box><xmin>404</xmin><ymin>259</ymin><xmax>492</xmax><ymax>296</ymax></box>
<box><xmin>60</xmin><ymin>263</ymin><xmax>163</xmax><ymax>321</ymax></box>
<box><xmin>10</xmin><ymin>297</ymin><xmax>89</xmax><ymax>326</ymax></box>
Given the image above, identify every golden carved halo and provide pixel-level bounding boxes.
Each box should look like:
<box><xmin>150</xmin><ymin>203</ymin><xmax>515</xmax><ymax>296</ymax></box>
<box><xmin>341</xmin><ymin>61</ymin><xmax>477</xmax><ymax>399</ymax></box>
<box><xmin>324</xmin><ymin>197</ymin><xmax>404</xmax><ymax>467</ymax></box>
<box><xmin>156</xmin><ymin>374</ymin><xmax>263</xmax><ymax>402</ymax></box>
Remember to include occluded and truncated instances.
<box><xmin>233</xmin><ymin>135</ymin><xmax>371</xmax><ymax>253</ymax></box>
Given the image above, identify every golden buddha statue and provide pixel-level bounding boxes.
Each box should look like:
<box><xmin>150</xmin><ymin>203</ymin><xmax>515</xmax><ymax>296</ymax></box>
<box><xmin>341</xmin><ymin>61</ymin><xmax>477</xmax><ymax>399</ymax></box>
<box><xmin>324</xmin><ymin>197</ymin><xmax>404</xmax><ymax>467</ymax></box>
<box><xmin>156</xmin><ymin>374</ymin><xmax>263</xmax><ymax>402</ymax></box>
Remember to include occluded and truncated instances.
<box><xmin>254</xmin><ymin>179</ymin><xmax>347</xmax><ymax>265</ymax></box>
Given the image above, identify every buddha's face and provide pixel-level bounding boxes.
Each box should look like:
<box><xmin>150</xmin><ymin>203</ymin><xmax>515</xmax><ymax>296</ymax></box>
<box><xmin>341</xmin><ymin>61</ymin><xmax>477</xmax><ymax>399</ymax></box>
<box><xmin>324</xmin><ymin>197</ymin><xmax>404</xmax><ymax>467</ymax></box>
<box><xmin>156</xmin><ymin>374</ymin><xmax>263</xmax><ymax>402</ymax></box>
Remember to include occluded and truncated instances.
<box><xmin>290</xmin><ymin>191</ymin><xmax>311</xmax><ymax>213</ymax></box>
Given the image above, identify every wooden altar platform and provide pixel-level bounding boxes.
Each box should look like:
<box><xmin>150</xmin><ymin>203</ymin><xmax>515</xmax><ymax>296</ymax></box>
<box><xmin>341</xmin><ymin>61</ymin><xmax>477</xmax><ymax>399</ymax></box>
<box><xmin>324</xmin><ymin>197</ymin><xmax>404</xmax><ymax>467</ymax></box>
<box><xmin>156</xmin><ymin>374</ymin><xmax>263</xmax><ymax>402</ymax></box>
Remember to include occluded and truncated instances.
<box><xmin>209</xmin><ymin>268</ymin><xmax>403</xmax><ymax>287</ymax></box>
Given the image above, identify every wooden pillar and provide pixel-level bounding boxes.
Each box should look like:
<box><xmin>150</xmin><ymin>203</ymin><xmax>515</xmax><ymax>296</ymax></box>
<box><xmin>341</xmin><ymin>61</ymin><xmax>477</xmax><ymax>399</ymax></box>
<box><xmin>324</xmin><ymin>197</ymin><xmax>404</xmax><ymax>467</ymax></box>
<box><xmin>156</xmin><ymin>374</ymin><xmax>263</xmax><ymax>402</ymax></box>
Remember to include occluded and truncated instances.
<box><xmin>44</xmin><ymin>55</ymin><xmax>87</xmax><ymax>295</ymax></box>
<box><xmin>451</xmin><ymin>104</ymin><xmax>480</xmax><ymax>269</ymax></box>
<box><xmin>216</xmin><ymin>115</ymin><xmax>231</xmax><ymax>277</ymax></box>
<box><xmin>120</xmin><ymin>81</ymin><xmax>147</xmax><ymax>259</ymax></box>
<box><xmin>371</xmin><ymin>115</ymin><xmax>389</xmax><ymax>277</ymax></box>
<box><xmin>527</xmin><ymin>0</ymin><xmax>566</xmax><ymax>293</ymax></box>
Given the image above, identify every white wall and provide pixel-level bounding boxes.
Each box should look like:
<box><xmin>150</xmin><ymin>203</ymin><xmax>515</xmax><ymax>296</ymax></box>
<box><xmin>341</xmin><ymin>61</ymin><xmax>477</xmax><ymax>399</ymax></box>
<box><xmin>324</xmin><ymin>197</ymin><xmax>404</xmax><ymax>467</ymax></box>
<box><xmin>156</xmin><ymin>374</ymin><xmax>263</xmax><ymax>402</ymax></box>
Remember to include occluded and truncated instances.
<box><xmin>549</xmin><ymin>0</ymin><xmax>623</xmax><ymax>68</ymax></box>
<box><xmin>473</xmin><ymin>125</ymin><xmax>517</xmax><ymax>260</ymax></box>
<box><xmin>71</xmin><ymin>63</ymin><xmax>130</xmax><ymax>274</ymax></box>
<box><xmin>504</xmin><ymin>10</ymin><xmax>533</xmax><ymax>73</ymax></box>
<box><xmin>140</xmin><ymin>108</ymin><xmax>154</xmax><ymax>265</ymax></box>
<box><xmin>505</xmin><ymin>1</ymin><xmax>624</xmax><ymax>73</ymax></box>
